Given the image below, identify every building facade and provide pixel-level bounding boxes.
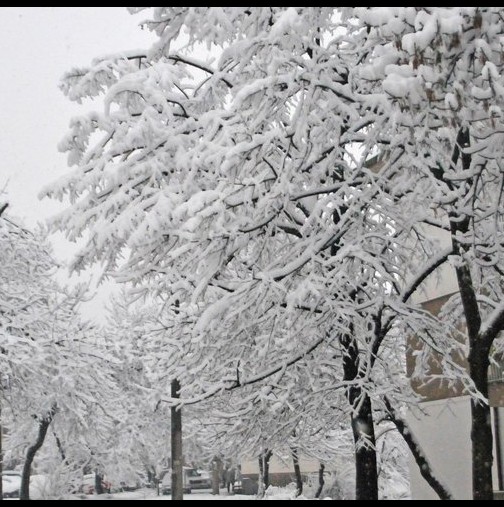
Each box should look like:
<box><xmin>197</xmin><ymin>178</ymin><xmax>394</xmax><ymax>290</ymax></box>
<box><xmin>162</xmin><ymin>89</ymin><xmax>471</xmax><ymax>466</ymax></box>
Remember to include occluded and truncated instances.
<box><xmin>406</xmin><ymin>249</ymin><xmax>504</xmax><ymax>499</ymax></box>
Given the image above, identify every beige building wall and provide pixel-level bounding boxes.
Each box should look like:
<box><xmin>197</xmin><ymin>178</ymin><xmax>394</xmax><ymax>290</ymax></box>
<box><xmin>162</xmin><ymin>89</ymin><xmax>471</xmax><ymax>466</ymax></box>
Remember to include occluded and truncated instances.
<box><xmin>406</xmin><ymin>396</ymin><xmax>473</xmax><ymax>500</ymax></box>
<box><xmin>409</xmin><ymin>222</ymin><xmax>458</xmax><ymax>306</ymax></box>
<box><xmin>407</xmin><ymin>398</ymin><xmax>504</xmax><ymax>499</ymax></box>
<box><xmin>241</xmin><ymin>452</ymin><xmax>320</xmax><ymax>476</ymax></box>
<box><xmin>403</xmin><ymin>219</ymin><xmax>504</xmax><ymax>498</ymax></box>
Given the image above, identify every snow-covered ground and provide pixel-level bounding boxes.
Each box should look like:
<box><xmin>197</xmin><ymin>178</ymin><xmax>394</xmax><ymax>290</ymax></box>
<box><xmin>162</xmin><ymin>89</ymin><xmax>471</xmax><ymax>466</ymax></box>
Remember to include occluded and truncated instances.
<box><xmin>64</xmin><ymin>485</ymin><xmax>316</xmax><ymax>501</ymax></box>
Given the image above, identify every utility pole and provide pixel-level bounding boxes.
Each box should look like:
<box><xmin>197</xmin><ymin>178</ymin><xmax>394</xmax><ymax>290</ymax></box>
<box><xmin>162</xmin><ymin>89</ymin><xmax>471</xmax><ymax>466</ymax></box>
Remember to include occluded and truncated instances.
<box><xmin>171</xmin><ymin>299</ymin><xmax>183</xmax><ymax>500</ymax></box>
<box><xmin>211</xmin><ymin>455</ymin><xmax>222</xmax><ymax>495</ymax></box>
<box><xmin>171</xmin><ymin>378</ymin><xmax>183</xmax><ymax>500</ymax></box>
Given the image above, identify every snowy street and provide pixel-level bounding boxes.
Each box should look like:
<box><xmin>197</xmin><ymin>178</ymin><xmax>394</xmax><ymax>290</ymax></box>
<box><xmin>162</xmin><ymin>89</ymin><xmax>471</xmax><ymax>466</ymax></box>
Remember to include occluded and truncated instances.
<box><xmin>67</xmin><ymin>487</ymin><xmax>298</xmax><ymax>501</ymax></box>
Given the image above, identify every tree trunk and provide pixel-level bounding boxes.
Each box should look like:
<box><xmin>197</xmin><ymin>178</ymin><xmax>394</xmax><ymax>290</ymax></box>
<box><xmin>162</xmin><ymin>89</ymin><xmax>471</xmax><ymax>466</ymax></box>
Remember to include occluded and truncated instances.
<box><xmin>469</xmin><ymin>346</ymin><xmax>494</xmax><ymax>500</ymax></box>
<box><xmin>383</xmin><ymin>396</ymin><xmax>452</xmax><ymax>499</ymax></box>
<box><xmin>52</xmin><ymin>429</ymin><xmax>66</xmax><ymax>462</ymax></box>
<box><xmin>452</xmin><ymin>238</ymin><xmax>494</xmax><ymax>500</ymax></box>
<box><xmin>263</xmin><ymin>449</ymin><xmax>272</xmax><ymax>490</ymax></box>
<box><xmin>332</xmin><ymin>206</ymin><xmax>378</xmax><ymax>500</ymax></box>
<box><xmin>20</xmin><ymin>405</ymin><xmax>56</xmax><ymax>500</ymax></box>
<box><xmin>351</xmin><ymin>393</ymin><xmax>378</xmax><ymax>500</ymax></box>
<box><xmin>95</xmin><ymin>472</ymin><xmax>105</xmax><ymax>495</ymax></box>
<box><xmin>171</xmin><ymin>378</ymin><xmax>183</xmax><ymax>500</ymax></box>
<box><xmin>291</xmin><ymin>447</ymin><xmax>303</xmax><ymax>497</ymax></box>
<box><xmin>434</xmin><ymin>125</ymin><xmax>495</xmax><ymax>500</ymax></box>
<box><xmin>315</xmin><ymin>463</ymin><xmax>325</xmax><ymax>499</ymax></box>
<box><xmin>257</xmin><ymin>454</ymin><xmax>265</xmax><ymax>498</ymax></box>
<box><xmin>145</xmin><ymin>465</ymin><xmax>156</xmax><ymax>488</ymax></box>
<box><xmin>341</xmin><ymin>333</ymin><xmax>378</xmax><ymax>500</ymax></box>
<box><xmin>453</xmin><ymin>239</ymin><xmax>494</xmax><ymax>500</ymax></box>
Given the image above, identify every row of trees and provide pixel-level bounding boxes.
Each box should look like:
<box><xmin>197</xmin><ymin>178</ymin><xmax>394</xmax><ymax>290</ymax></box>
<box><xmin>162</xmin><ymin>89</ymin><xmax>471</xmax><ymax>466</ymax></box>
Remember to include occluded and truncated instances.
<box><xmin>0</xmin><ymin>203</ymin><xmax>212</xmax><ymax>499</ymax></box>
<box><xmin>0</xmin><ymin>198</ymin><xmax>408</xmax><ymax>500</ymax></box>
<box><xmin>3</xmin><ymin>6</ymin><xmax>504</xmax><ymax>501</ymax></box>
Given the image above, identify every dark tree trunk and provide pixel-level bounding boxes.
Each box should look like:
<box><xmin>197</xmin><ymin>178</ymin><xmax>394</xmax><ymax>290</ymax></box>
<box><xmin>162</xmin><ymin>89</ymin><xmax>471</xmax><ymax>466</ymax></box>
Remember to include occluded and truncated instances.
<box><xmin>171</xmin><ymin>378</ymin><xmax>183</xmax><ymax>500</ymax></box>
<box><xmin>263</xmin><ymin>449</ymin><xmax>272</xmax><ymax>490</ymax></box>
<box><xmin>341</xmin><ymin>332</ymin><xmax>378</xmax><ymax>500</ymax></box>
<box><xmin>332</xmin><ymin>207</ymin><xmax>378</xmax><ymax>500</ymax></box>
<box><xmin>351</xmin><ymin>394</ymin><xmax>378</xmax><ymax>500</ymax></box>
<box><xmin>52</xmin><ymin>429</ymin><xmax>66</xmax><ymax>462</ymax></box>
<box><xmin>257</xmin><ymin>454</ymin><xmax>265</xmax><ymax>498</ymax></box>
<box><xmin>257</xmin><ymin>448</ymin><xmax>272</xmax><ymax>497</ymax></box>
<box><xmin>315</xmin><ymin>463</ymin><xmax>325</xmax><ymax>499</ymax></box>
<box><xmin>95</xmin><ymin>472</ymin><xmax>105</xmax><ymax>495</ymax></box>
<box><xmin>20</xmin><ymin>405</ymin><xmax>56</xmax><ymax>500</ymax></box>
<box><xmin>291</xmin><ymin>447</ymin><xmax>303</xmax><ymax>497</ymax></box>
<box><xmin>432</xmin><ymin>125</ymin><xmax>496</xmax><ymax>500</ymax></box>
<box><xmin>469</xmin><ymin>345</ymin><xmax>494</xmax><ymax>500</ymax></box>
<box><xmin>450</xmin><ymin>203</ymin><xmax>494</xmax><ymax>500</ymax></box>
<box><xmin>145</xmin><ymin>465</ymin><xmax>156</xmax><ymax>488</ymax></box>
<box><xmin>383</xmin><ymin>396</ymin><xmax>452</xmax><ymax>500</ymax></box>
<box><xmin>451</xmin><ymin>222</ymin><xmax>494</xmax><ymax>499</ymax></box>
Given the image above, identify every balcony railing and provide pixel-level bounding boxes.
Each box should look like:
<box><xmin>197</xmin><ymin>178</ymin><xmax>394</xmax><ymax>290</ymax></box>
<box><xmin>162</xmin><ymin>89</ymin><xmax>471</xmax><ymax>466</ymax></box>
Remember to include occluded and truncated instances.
<box><xmin>489</xmin><ymin>361</ymin><xmax>504</xmax><ymax>383</ymax></box>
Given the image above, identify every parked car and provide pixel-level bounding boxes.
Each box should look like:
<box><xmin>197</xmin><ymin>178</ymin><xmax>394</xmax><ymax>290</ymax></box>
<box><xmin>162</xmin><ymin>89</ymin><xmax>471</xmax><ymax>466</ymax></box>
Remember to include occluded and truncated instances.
<box><xmin>118</xmin><ymin>478</ymin><xmax>141</xmax><ymax>492</ymax></box>
<box><xmin>187</xmin><ymin>469</ymin><xmax>212</xmax><ymax>490</ymax></box>
<box><xmin>2</xmin><ymin>471</ymin><xmax>22</xmax><ymax>499</ymax></box>
<box><xmin>80</xmin><ymin>473</ymin><xmax>112</xmax><ymax>494</ymax></box>
<box><xmin>2</xmin><ymin>471</ymin><xmax>51</xmax><ymax>499</ymax></box>
<box><xmin>233</xmin><ymin>477</ymin><xmax>258</xmax><ymax>495</ymax></box>
<box><xmin>160</xmin><ymin>467</ymin><xmax>192</xmax><ymax>495</ymax></box>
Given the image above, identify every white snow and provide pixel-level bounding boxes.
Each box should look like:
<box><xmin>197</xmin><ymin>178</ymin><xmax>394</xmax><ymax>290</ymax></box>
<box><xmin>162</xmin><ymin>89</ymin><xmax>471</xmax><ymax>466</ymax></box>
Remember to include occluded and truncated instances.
<box><xmin>64</xmin><ymin>486</ymin><xmax>301</xmax><ymax>501</ymax></box>
<box><xmin>269</xmin><ymin>8</ymin><xmax>303</xmax><ymax>38</ymax></box>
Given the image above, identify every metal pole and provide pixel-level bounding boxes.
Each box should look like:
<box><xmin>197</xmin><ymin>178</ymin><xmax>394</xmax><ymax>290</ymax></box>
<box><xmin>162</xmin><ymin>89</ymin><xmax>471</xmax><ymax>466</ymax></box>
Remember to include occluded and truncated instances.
<box><xmin>171</xmin><ymin>378</ymin><xmax>183</xmax><ymax>500</ymax></box>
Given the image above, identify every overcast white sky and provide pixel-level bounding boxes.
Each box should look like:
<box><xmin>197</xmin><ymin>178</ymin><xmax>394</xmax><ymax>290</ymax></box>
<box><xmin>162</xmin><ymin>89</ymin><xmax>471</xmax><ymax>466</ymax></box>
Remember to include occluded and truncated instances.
<box><xmin>0</xmin><ymin>7</ymin><xmax>157</xmax><ymax>322</ymax></box>
<box><xmin>0</xmin><ymin>7</ymin><xmax>156</xmax><ymax>228</ymax></box>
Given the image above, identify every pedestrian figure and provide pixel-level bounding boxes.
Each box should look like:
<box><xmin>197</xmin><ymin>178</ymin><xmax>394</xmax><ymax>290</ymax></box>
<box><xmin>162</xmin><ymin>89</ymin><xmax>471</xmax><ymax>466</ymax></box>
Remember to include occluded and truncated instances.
<box><xmin>221</xmin><ymin>466</ymin><xmax>227</xmax><ymax>488</ymax></box>
<box><xmin>226</xmin><ymin>467</ymin><xmax>236</xmax><ymax>493</ymax></box>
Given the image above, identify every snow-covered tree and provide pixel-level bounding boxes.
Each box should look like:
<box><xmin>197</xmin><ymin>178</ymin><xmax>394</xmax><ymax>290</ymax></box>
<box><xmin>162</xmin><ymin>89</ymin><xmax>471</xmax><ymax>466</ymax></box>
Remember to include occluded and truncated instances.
<box><xmin>40</xmin><ymin>7</ymin><xmax>504</xmax><ymax>500</ymax></box>
<box><xmin>37</xmin><ymin>7</ymin><xmax>376</xmax><ymax>500</ymax></box>
<box><xmin>39</xmin><ymin>8</ymin><xmax>403</xmax><ymax>499</ymax></box>
<box><xmin>103</xmin><ymin>289</ymin><xmax>218</xmax><ymax>481</ymax></box>
<box><xmin>343</xmin><ymin>7</ymin><xmax>504</xmax><ymax>499</ymax></box>
<box><xmin>0</xmin><ymin>209</ymin><xmax>122</xmax><ymax>499</ymax></box>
